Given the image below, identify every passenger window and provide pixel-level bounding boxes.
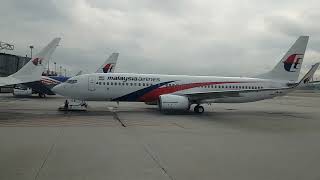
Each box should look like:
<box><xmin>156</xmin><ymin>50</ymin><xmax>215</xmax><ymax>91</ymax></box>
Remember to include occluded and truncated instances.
<box><xmin>107</xmin><ymin>82</ymin><xmax>109</xmax><ymax>85</ymax></box>
<box><xmin>130</xmin><ymin>83</ymin><xmax>133</xmax><ymax>86</ymax></box>
<box><xmin>111</xmin><ymin>82</ymin><xmax>113</xmax><ymax>85</ymax></box>
<box><xmin>103</xmin><ymin>82</ymin><xmax>105</xmax><ymax>85</ymax></box>
<box><xmin>99</xmin><ymin>82</ymin><xmax>101</xmax><ymax>85</ymax></box>
<box><xmin>134</xmin><ymin>83</ymin><xmax>137</xmax><ymax>86</ymax></box>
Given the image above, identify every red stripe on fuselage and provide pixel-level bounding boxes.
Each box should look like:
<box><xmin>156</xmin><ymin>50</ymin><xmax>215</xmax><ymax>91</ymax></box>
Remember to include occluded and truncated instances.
<box><xmin>139</xmin><ymin>81</ymin><xmax>243</xmax><ymax>102</ymax></box>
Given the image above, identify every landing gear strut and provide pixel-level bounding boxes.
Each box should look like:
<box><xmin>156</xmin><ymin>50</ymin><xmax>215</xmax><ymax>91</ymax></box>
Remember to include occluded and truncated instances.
<box><xmin>38</xmin><ymin>93</ymin><xmax>46</xmax><ymax>98</ymax></box>
<box><xmin>194</xmin><ymin>105</ymin><xmax>204</xmax><ymax>114</ymax></box>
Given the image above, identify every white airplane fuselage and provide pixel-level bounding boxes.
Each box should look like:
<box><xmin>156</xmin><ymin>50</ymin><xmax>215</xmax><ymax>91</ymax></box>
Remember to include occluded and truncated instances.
<box><xmin>53</xmin><ymin>72</ymin><xmax>289</xmax><ymax>104</ymax></box>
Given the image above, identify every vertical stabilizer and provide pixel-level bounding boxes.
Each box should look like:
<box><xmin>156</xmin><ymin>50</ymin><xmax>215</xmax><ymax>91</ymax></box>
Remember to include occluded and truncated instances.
<box><xmin>96</xmin><ymin>53</ymin><xmax>119</xmax><ymax>73</ymax></box>
<box><xmin>256</xmin><ymin>36</ymin><xmax>309</xmax><ymax>82</ymax></box>
<box><xmin>10</xmin><ymin>38</ymin><xmax>61</xmax><ymax>82</ymax></box>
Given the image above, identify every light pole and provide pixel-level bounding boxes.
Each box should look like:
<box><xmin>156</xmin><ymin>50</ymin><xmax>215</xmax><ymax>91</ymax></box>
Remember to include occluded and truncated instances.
<box><xmin>29</xmin><ymin>45</ymin><xmax>34</xmax><ymax>58</ymax></box>
<box><xmin>59</xmin><ymin>66</ymin><xmax>62</xmax><ymax>76</ymax></box>
<box><xmin>54</xmin><ymin>62</ymin><xmax>57</xmax><ymax>74</ymax></box>
<box><xmin>47</xmin><ymin>58</ymin><xmax>50</xmax><ymax>75</ymax></box>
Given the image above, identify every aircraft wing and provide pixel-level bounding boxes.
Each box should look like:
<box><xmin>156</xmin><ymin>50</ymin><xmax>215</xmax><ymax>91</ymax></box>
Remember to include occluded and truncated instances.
<box><xmin>182</xmin><ymin>63</ymin><xmax>319</xmax><ymax>102</ymax></box>
<box><xmin>182</xmin><ymin>87</ymin><xmax>289</xmax><ymax>101</ymax></box>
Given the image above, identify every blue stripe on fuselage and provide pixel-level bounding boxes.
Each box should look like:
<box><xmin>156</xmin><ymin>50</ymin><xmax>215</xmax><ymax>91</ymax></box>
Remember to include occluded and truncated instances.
<box><xmin>50</xmin><ymin>76</ymin><xmax>70</xmax><ymax>82</ymax></box>
<box><xmin>112</xmin><ymin>81</ymin><xmax>175</xmax><ymax>101</ymax></box>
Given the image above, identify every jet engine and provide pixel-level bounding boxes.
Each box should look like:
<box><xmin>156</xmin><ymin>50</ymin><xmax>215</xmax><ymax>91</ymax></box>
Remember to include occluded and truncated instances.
<box><xmin>158</xmin><ymin>94</ymin><xmax>190</xmax><ymax>111</ymax></box>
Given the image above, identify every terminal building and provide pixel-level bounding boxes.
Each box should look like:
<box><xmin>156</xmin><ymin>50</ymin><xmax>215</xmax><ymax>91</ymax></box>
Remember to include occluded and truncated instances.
<box><xmin>0</xmin><ymin>53</ymin><xmax>30</xmax><ymax>77</ymax></box>
<box><xmin>0</xmin><ymin>53</ymin><xmax>30</xmax><ymax>92</ymax></box>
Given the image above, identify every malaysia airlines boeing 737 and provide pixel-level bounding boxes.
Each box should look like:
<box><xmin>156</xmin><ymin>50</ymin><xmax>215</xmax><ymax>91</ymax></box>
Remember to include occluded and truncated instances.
<box><xmin>53</xmin><ymin>36</ymin><xmax>319</xmax><ymax>113</ymax></box>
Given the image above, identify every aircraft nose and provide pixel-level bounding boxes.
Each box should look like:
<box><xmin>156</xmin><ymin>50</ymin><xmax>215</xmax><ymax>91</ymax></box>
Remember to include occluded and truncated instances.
<box><xmin>52</xmin><ymin>83</ymin><xmax>65</xmax><ymax>95</ymax></box>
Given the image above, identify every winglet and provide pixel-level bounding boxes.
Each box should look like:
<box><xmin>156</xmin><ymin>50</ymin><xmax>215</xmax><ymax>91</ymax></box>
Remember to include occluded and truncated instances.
<box><xmin>295</xmin><ymin>62</ymin><xmax>320</xmax><ymax>88</ymax></box>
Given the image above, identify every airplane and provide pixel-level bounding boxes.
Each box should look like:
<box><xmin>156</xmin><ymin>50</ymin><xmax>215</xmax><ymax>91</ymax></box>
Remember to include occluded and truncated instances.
<box><xmin>0</xmin><ymin>38</ymin><xmax>61</xmax><ymax>87</ymax></box>
<box><xmin>52</xmin><ymin>36</ymin><xmax>319</xmax><ymax>113</ymax></box>
<box><xmin>20</xmin><ymin>52</ymin><xmax>119</xmax><ymax>97</ymax></box>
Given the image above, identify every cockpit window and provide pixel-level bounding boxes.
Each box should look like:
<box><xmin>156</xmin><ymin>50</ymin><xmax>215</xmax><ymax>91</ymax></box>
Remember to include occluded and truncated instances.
<box><xmin>66</xmin><ymin>79</ymin><xmax>78</xmax><ymax>84</ymax></box>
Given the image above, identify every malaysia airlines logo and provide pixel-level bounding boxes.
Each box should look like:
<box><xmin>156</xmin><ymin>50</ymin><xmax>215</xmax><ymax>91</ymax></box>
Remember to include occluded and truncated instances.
<box><xmin>32</xmin><ymin>58</ymin><xmax>43</xmax><ymax>66</ymax></box>
<box><xmin>103</xmin><ymin>63</ymin><xmax>114</xmax><ymax>73</ymax></box>
<box><xmin>283</xmin><ymin>54</ymin><xmax>303</xmax><ymax>72</ymax></box>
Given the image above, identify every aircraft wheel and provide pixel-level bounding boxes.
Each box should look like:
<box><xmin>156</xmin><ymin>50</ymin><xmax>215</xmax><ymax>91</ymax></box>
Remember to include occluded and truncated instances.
<box><xmin>194</xmin><ymin>105</ymin><xmax>204</xmax><ymax>114</ymax></box>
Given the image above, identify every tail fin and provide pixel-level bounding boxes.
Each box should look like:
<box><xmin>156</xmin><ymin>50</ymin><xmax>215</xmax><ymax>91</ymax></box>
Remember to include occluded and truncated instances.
<box><xmin>95</xmin><ymin>52</ymin><xmax>119</xmax><ymax>73</ymax></box>
<box><xmin>10</xmin><ymin>38</ymin><xmax>61</xmax><ymax>83</ymax></box>
<box><xmin>256</xmin><ymin>36</ymin><xmax>309</xmax><ymax>82</ymax></box>
<box><xmin>295</xmin><ymin>63</ymin><xmax>319</xmax><ymax>88</ymax></box>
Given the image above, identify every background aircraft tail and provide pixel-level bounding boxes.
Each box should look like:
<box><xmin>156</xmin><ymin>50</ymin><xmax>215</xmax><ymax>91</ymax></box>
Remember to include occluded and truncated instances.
<box><xmin>295</xmin><ymin>62</ymin><xmax>319</xmax><ymax>88</ymax></box>
<box><xmin>10</xmin><ymin>38</ymin><xmax>61</xmax><ymax>83</ymax></box>
<box><xmin>95</xmin><ymin>53</ymin><xmax>119</xmax><ymax>73</ymax></box>
<box><xmin>255</xmin><ymin>36</ymin><xmax>309</xmax><ymax>82</ymax></box>
<box><xmin>75</xmin><ymin>70</ymin><xmax>83</xmax><ymax>76</ymax></box>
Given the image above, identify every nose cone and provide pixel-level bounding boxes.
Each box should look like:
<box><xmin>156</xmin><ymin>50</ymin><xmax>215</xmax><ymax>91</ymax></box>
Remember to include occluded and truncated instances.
<box><xmin>52</xmin><ymin>83</ymin><xmax>65</xmax><ymax>95</ymax></box>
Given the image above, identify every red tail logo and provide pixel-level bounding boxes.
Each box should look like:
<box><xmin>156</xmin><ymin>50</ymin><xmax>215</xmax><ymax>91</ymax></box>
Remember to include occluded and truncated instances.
<box><xmin>283</xmin><ymin>54</ymin><xmax>303</xmax><ymax>72</ymax></box>
<box><xmin>103</xmin><ymin>64</ymin><xmax>114</xmax><ymax>73</ymax></box>
<box><xmin>32</xmin><ymin>58</ymin><xmax>43</xmax><ymax>66</ymax></box>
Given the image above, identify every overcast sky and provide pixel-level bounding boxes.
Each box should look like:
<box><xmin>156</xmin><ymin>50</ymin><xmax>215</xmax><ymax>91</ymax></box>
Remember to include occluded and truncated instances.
<box><xmin>1</xmin><ymin>0</ymin><xmax>320</xmax><ymax>79</ymax></box>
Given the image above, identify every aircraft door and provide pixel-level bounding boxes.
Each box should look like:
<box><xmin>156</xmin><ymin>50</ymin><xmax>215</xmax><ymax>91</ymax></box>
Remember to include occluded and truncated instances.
<box><xmin>88</xmin><ymin>76</ymin><xmax>96</xmax><ymax>91</ymax></box>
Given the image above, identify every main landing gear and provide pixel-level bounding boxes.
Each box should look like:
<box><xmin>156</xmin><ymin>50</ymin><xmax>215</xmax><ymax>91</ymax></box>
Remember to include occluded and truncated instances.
<box><xmin>194</xmin><ymin>105</ymin><xmax>204</xmax><ymax>114</ymax></box>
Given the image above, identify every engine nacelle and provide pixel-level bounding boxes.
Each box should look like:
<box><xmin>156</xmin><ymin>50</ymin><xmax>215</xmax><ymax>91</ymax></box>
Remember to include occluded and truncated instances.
<box><xmin>158</xmin><ymin>94</ymin><xmax>190</xmax><ymax>111</ymax></box>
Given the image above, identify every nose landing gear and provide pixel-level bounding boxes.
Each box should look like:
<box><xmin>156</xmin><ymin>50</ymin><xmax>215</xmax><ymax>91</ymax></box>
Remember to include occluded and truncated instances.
<box><xmin>58</xmin><ymin>99</ymin><xmax>88</xmax><ymax>111</ymax></box>
<box><xmin>194</xmin><ymin>105</ymin><xmax>204</xmax><ymax>114</ymax></box>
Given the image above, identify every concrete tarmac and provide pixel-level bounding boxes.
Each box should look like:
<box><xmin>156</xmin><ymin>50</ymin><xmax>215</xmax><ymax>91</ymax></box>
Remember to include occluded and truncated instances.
<box><xmin>0</xmin><ymin>92</ymin><xmax>320</xmax><ymax>180</ymax></box>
